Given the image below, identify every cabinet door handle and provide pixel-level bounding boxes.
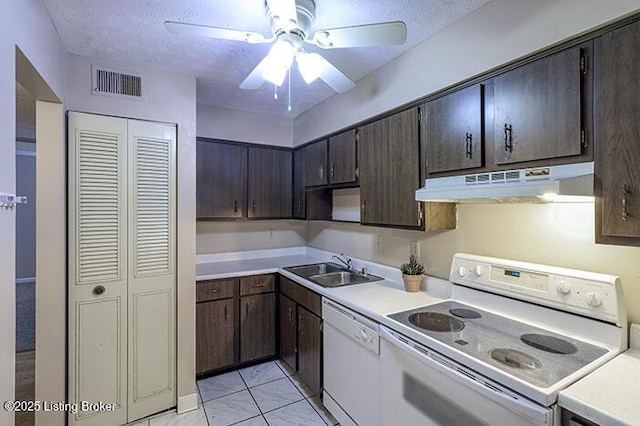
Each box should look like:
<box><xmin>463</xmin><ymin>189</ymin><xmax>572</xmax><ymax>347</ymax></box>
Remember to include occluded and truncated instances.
<box><xmin>622</xmin><ymin>183</ymin><xmax>630</xmax><ymax>221</ymax></box>
<box><xmin>504</xmin><ymin>123</ymin><xmax>513</xmax><ymax>152</ymax></box>
<box><xmin>245</xmin><ymin>302</ymin><xmax>249</xmax><ymax>318</ymax></box>
<box><xmin>465</xmin><ymin>133</ymin><xmax>473</xmax><ymax>158</ymax></box>
<box><xmin>224</xmin><ymin>305</ymin><xmax>228</xmax><ymax>321</ymax></box>
<box><xmin>288</xmin><ymin>307</ymin><xmax>292</xmax><ymax>323</ymax></box>
<box><xmin>362</xmin><ymin>200</ymin><xmax>366</xmax><ymax>218</ymax></box>
<box><xmin>319</xmin><ymin>165</ymin><xmax>324</xmax><ymax>180</ymax></box>
<box><xmin>299</xmin><ymin>314</ymin><xmax>304</xmax><ymax>335</ymax></box>
<box><xmin>252</xmin><ymin>200</ymin><xmax>256</xmax><ymax>214</ymax></box>
<box><xmin>234</xmin><ymin>200</ymin><xmax>238</xmax><ymax>214</ymax></box>
<box><xmin>298</xmin><ymin>199</ymin><xmax>302</xmax><ymax>214</ymax></box>
<box><xmin>330</xmin><ymin>163</ymin><xmax>335</xmax><ymax>178</ymax></box>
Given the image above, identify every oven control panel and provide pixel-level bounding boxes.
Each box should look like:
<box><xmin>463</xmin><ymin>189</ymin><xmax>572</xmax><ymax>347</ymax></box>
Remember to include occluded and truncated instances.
<box><xmin>450</xmin><ymin>253</ymin><xmax>623</xmax><ymax>325</ymax></box>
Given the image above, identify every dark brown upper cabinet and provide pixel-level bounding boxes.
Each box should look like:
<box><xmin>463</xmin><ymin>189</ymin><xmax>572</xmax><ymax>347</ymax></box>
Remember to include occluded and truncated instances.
<box><xmin>595</xmin><ymin>21</ymin><xmax>640</xmax><ymax>244</ymax></box>
<box><xmin>492</xmin><ymin>44</ymin><xmax>589</xmax><ymax>166</ymax></box>
<box><xmin>424</xmin><ymin>84</ymin><xmax>483</xmax><ymax>174</ymax></box>
<box><xmin>305</xmin><ymin>140</ymin><xmax>328</xmax><ymax>187</ymax></box>
<box><xmin>248</xmin><ymin>146</ymin><xmax>292</xmax><ymax>219</ymax></box>
<box><xmin>196</xmin><ymin>140</ymin><xmax>247</xmax><ymax>219</ymax></box>
<box><xmin>358</xmin><ymin>107</ymin><xmax>424</xmax><ymax>228</ymax></box>
<box><xmin>328</xmin><ymin>129</ymin><xmax>358</xmax><ymax>185</ymax></box>
<box><xmin>292</xmin><ymin>148</ymin><xmax>306</xmax><ymax>219</ymax></box>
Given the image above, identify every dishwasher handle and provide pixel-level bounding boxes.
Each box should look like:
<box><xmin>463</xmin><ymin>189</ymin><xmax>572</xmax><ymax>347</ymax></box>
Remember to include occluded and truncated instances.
<box><xmin>380</xmin><ymin>326</ymin><xmax>552</xmax><ymax>425</ymax></box>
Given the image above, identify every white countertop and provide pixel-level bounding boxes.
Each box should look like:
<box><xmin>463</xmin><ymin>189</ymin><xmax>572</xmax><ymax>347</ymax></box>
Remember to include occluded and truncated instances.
<box><xmin>196</xmin><ymin>246</ymin><xmax>450</xmax><ymax>324</ymax></box>
<box><xmin>559</xmin><ymin>324</ymin><xmax>640</xmax><ymax>425</ymax></box>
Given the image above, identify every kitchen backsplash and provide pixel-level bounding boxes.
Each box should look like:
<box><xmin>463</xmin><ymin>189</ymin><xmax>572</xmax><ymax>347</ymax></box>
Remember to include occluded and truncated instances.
<box><xmin>197</xmin><ymin>202</ymin><xmax>640</xmax><ymax>324</ymax></box>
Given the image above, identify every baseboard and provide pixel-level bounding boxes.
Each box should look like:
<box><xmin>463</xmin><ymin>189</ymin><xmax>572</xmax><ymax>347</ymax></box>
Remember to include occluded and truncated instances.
<box><xmin>177</xmin><ymin>393</ymin><xmax>198</xmax><ymax>414</ymax></box>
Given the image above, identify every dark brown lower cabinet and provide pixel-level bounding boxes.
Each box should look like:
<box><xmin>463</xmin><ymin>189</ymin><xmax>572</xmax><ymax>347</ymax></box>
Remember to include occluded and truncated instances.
<box><xmin>279</xmin><ymin>294</ymin><xmax>297</xmax><ymax>370</ymax></box>
<box><xmin>297</xmin><ymin>307</ymin><xmax>322</xmax><ymax>397</ymax></box>
<box><xmin>196</xmin><ymin>299</ymin><xmax>236</xmax><ymax>374</ymax></box>
<box><xmin>196</xmin><ymin>274</ymin><xmax>276</xmax><ymax>376</ymax></box>
<box><xmin>561</xmin><ymin>409</ymin><xmax>598</xmax><ymax>426</ymax></box>
<box><xmin>278</xmin><ymin>276</ymin><xmax>323</xmax><ymax>397</ymax></box>
<box><xmin>240</xmin><ymin>292</ymin><xmax>276</xmax><ymax>363</ymax></box>
<box><xmin>196</xmin><ymin>279</ymin><xmax>237</xmax><ymax>375</ymax></box>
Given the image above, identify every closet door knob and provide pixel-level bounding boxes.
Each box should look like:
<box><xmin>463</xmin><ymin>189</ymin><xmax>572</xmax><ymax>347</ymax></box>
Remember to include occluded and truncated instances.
<box><xmin>93</xmin><ymin>285</ymin><xmax>106</xmax><ymax>295</ymax></box>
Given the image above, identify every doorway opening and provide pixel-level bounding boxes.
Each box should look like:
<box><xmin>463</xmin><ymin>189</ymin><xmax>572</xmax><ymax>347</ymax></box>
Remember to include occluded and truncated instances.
<box><xmin>15</xmin><ymin>81</ymin><xmax>36</xmax><ymax>426</ymax></box>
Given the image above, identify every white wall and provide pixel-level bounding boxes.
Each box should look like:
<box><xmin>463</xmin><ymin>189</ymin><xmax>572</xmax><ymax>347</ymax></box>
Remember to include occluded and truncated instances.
<box><xmin>307</xmin><ymin>203</ymin><xmax>640</xmax><ymax>324</ymax></box>
<box><xmin>66</xmin><ymin>53</ymin><xmax>198</xmax><ymax>411</ymax></box>
<box><xmin>197</xmin><ymin>221</ymin><xmax>307</xmax><ymax>254</ymax></box>
<box><xmin>294</xmin><ymin>0</ymin><xmax>640</xmax><ymax>144</ymax></box>
<box><xmin>197</xmin><ymin>104</ymin><xmax>293</xmax><ymax>147</ymax></box>
<box><xmin>0</xmin><ymin>0</ymin><xmax>68</xmax><ymax>424</ymax></box>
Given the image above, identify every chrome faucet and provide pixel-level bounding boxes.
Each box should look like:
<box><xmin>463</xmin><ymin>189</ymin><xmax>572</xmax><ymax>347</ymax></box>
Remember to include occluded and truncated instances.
<box><xmin>332</xmin><ymin>253</ymin><xmax>353</xmax><ymax>270</ymax></box>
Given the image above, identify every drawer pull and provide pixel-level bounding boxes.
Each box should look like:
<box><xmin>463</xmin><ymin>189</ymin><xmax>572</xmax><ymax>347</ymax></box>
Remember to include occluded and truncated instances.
<box><xmin>207</xmin><ymin>288</ymin><xmax>220</xmax><ymax>294</ymax></box>
<box><xmin>251</xmin><ymin>284</ymin><xmax>266</xmax><ymax>289</ymax></box>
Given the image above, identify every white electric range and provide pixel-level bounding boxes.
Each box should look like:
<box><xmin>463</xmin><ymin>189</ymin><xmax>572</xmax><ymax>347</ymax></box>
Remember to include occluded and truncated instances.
<box><xmin>380</xmin><ymin>253</ymin><xmax>627</xmax><ymax>426</ymax></box>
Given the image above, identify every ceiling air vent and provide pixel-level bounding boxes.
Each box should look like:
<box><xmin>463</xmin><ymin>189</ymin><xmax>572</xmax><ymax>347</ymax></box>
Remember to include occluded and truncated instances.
<box><xmin>92</xmin><ymin>65</ymin><xmax>144</xmax><ymax>100</ymax></box>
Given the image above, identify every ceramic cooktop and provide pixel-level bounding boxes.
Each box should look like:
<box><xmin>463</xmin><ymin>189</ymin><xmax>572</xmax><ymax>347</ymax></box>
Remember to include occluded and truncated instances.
<box><xmin>389</xmin><ymin>301</ymin><xmax>608</xmax><ymax>388</ymax></box>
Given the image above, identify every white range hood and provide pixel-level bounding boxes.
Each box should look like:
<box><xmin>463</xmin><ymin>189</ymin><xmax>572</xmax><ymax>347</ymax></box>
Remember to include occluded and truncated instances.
<box><xmin>415</xmin><ymin>162</ymin><xmax>594</xmax><ymax>203</ymax></box>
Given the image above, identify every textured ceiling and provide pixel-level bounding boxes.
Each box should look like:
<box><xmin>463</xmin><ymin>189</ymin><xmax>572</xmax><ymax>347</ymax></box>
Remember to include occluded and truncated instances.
<box><xmin>43</xmin><ymin>0</ymin><xmax>491</xmax><ymax>117</ymax></box>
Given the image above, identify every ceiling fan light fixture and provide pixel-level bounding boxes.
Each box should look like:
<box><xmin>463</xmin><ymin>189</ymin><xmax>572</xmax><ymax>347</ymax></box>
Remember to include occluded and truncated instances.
<box><xmin>262</xmin><ymin>40</ymin><xmax>297</xmax><ymax>86</ymax></box>
<box><xmin>297</xmin><ymin>52</ymin><xmax>324</xmax><ymax>83</ymax></box>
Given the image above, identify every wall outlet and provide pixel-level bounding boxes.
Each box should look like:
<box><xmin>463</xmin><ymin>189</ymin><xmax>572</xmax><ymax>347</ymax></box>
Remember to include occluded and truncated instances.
<box><xmin>374</xmin><ymin>234</ymin><xmax>383</xmax><ymax>253</ymax></box>
<box><xmin>268</xmin><ymin>228</ymin><xmax>275</xmax><ymax>239</ymax></box>
<box><xmin>410</xmin><ymin>241</ymin><xmax>420</xmax><ymax>258</ymax></box>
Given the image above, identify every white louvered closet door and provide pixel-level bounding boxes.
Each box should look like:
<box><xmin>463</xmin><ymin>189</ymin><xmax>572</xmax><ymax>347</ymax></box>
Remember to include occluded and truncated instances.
<box><xmin>69</xmin><ymin>112</ymin><xmax>129</xmax><ymax>426</ymax></box>
<box><xmin>127</xmin><ymin>119</ymin><xmax>176</xmax><ymax>420</ymax></box>
<box><xmin>69</xmin><ymin>113</ymin><xmax>176</xmax><ymax>426</ymax></box>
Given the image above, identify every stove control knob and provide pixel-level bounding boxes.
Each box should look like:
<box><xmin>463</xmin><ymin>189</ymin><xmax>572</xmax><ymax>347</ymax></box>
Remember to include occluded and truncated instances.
<box><xmin>474</xmin><ymin>265</ymin><xmax>485</xmax><ymax>276</ymax></box>
<box><xmin>584</xmin><ymin>292</ymin><xmax>603</xmax><ymax>307</ymax></box>
<box><xmin>556</xmin><ymin>280</ymin><xmax>571</xmax><ymax>295</ymax></box>
<box><xmin>458</xmin><ymin>266</ymin><xmax>468</xmax><ymax>277</ymax></box>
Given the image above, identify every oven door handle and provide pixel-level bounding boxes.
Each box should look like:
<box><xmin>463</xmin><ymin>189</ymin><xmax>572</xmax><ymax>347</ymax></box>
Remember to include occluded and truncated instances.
<box><xmin>380</xmin><ymin>326</ymin><xmax>553</xmax><ymax>425</ymax></box>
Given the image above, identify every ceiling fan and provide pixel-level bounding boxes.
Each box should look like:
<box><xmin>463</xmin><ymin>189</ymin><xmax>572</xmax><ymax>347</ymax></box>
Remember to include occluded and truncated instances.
<box><xmin>165</xmin><ymin>0</ymin><xmax>407</xmax><ymax>93</ymax></box>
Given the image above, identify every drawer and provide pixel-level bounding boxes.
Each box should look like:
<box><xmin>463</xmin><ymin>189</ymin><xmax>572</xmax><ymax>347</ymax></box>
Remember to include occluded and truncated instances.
<box><xmin>280</xmin><ymin>276</ymin><xmax>322</xmax><ymax>317</ymax></box>
<box><xmin>197</xmin><ymin>278</ymin><xmax>236</xmax><ymax>302</ymax></box>
<box><xmin>240</xmin><ymin>274</ymin><xmax>276</xmax><ymax>296</ymax></box>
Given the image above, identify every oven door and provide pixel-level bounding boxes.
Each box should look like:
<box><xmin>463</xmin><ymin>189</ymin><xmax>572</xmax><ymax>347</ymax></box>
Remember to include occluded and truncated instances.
<box><xmin>380</xmin><ymin>326</ymin><xmax>556</xmax><ymax>426</ymax></box>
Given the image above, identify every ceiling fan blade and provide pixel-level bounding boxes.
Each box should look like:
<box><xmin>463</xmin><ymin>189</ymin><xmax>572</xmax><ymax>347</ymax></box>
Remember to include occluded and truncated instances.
<box><xmin>164</xmin><ymin>21</ymin><xmax>270</xmax><ymax>44</ymax></box>
<box><xmin>266</xmin><ymin>0</ymin><xmax>299</xmax><ymax>30</ymax></box>
<box><xmin>310</xmin><ymin>21</ymin><xmax>407</xmax><ymax>49</ymax></box>
<box><xmin>316</xmin><ymin>55</ymin><xmax>355</xmax><ymax>93</ymax></box>
<box><xmin>239</xmin><ymin>56</ymin><xmax>270</xmax><ymax>90</ymax></box>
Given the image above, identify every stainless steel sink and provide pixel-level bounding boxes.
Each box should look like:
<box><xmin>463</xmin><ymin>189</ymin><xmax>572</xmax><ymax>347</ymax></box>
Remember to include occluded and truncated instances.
<box><xmin>285</xmin><ymin>262</ymin><xmax>345</xmax><ymax>277</ymax></box>
<box><xmin>284</xmin><ymin>262</ymin><xmax>383</xmax><ymax>288</ymax></box>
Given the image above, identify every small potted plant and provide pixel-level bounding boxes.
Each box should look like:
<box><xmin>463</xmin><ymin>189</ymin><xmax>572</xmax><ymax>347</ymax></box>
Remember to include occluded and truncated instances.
<box><xmin>400</xmin><ymin>255</ymin><xmax>425</xmax><ymax>292</ymax></box>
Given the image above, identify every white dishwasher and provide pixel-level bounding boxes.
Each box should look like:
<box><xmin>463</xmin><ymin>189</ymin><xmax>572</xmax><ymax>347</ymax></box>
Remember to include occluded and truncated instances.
<box><xmin>322</xmin><ymin>298</ymin><xmax>380</xmax><ymax>426</ymax></box>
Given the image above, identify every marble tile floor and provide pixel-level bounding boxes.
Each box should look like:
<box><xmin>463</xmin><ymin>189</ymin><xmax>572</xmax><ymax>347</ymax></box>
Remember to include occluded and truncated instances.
<box><xmin>128</xmin><ymin>360</ymin><xmax>339</xmax><ymax>426</ymax></box>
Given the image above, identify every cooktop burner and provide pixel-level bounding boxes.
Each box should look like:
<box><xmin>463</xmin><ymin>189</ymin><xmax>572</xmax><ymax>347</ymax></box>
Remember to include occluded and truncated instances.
<box><xmin>388</xmin><ymin>301</ymin><xmax>609</xmax><ymax>388</ymax></box>
<box><xmin>449</xmin><ymin>308</ymin><xmax>481</xmax><ymax>319</ymax></box>
<box><xmin>490</xmin><ymin>348</ymin><xmax>542</xmax><ymax>370</ymax></box>
<box><xmin>408</xmin><ymin>312</ymin><xmax>464</xmax><ymax>332</ymax></box>
<box><xmin>521</xmin><ymin>333</ymin><xmax>578</xmax><ymax>355</ymax></box>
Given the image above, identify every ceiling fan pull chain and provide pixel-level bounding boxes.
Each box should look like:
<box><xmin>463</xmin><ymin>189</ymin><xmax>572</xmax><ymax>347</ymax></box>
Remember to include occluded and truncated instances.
<box><xmin>287</xmin><ymin>67</ymin><xmax>292</xmax><ymax>113</ymax></box>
